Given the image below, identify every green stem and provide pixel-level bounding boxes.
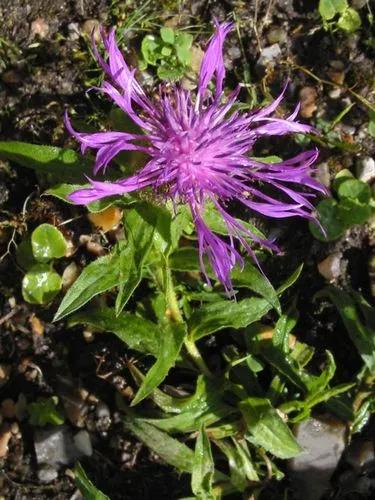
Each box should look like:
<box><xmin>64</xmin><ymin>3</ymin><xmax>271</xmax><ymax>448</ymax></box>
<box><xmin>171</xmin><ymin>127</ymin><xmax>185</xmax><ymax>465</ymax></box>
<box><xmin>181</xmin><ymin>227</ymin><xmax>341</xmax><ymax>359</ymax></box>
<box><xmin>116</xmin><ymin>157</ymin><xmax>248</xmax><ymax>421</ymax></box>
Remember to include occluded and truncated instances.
<box><xmin>164</xmin><ymin>263</ymin><xmax>212</xmax><ymax>378</ymax></box>
<box><xmin>184</xmin><ymin>336</ymin><xmax>213</xmax><ymax>379</ymax></box>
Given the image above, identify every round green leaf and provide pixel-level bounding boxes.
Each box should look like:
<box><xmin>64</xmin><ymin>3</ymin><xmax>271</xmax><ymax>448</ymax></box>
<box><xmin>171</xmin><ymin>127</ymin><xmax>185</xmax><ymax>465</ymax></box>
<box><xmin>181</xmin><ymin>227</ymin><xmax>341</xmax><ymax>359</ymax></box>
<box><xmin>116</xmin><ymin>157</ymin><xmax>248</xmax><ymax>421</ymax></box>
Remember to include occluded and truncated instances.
<box><xmin>141</xmin><ymin>35</ymin><xmax>160</xmax><ymax>65</ymax></box>
<box><xmin>339</xmin><ymin>198</ymin><xmax>372</xmax><ymax>226</ymax></box>
<box><xmin>31</xmin><ymin>223</ymin><xmax>67</xmax><ymax>262</ymax></box>
<box><xmin>309</xmin><ymin>199</ymin><xmax>346</xmax><ymax>242</ymax></box>
<box><xmin>160</xmin><ymin>27</ymin><xmax>175</xmax><ymax>44</ymax></box>
<box><xmin>22</xmin><ymin>264</ymin><xmax>62</xmax><ymax>304</ymax></box>
<box><xmin>337</xmin><ymin>7</ymin><xmax>361</xmax><ymax>33</ymax></box>
<box><xmin>16</xmin><ymin>237</ymin><xmax>37</xmax><ymax>271</ymax></box>
<box><xmin>337</xmin><ymin>178</ymin><xmax>371</xmax><ymax>204</ymax></box>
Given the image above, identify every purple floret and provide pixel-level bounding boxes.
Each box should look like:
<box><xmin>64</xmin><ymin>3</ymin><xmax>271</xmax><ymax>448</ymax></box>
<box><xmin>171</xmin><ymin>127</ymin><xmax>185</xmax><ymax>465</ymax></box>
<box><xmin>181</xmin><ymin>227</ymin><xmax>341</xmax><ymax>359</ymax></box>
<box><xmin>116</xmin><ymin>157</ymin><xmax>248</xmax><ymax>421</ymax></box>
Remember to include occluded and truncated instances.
<box><xmin>66</xmin><ymin>20</ymin><xmax>327</xmax><ymax>294</ymax></box>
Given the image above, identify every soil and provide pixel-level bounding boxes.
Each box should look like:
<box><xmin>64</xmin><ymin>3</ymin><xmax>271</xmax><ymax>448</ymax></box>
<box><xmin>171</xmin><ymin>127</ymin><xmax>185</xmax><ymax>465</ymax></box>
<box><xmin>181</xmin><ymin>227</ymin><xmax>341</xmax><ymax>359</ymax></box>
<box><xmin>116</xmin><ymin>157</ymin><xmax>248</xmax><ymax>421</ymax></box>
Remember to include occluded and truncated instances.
<box><xmin>0</xmin><ymin>0</ymin><xmax>374</xmax><ymax>499</ymax></box>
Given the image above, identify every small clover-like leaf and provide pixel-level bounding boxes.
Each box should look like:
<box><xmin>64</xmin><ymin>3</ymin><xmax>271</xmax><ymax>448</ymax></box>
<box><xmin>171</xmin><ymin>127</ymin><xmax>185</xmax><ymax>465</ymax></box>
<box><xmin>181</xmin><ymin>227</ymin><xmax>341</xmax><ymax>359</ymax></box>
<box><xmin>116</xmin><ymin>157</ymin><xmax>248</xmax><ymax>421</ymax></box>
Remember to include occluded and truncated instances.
<box><xmin>22</xmin><ymin>264</ymin><xmax>62</xmax><ymax>305</ymax></box>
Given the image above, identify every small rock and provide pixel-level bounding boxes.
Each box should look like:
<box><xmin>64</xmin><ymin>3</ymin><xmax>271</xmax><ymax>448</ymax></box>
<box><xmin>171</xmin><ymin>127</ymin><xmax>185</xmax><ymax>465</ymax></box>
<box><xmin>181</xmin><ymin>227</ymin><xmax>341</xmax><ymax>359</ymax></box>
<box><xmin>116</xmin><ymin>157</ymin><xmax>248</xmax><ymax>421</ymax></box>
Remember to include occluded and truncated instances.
<box><xmin>329</xmin><ymin>88</ymin><xmax>342</xmax><ymax>99</ymax></box>
<box><xmin>318</xmin><ymin>253</ymin><xmax>342</xmax><ymax>282</ymax></box>
<box><xmin>30</xmin><ymin>17</ymin><xmax>49</xmax><ymax>39</ymax></box>
<box><xmin>62</xmin><ymin>262</ymin><xmax>80</xmax><ymax>290</ymax></box>
<box><xmin>34</xmin><ymin>425</ymin><xmax>81</xmax><ymax>466</ymax></box>
<box><xmin>88</xmin><ymin>206</ymin><xmax>123</xmax><ymax>232</ymax></box>
<box><xmin>299</xmin><ymin>86</ymin><xmax>318</xmax><ymax>119</ymax></box>
<box><xmin>74</xmin><ymin>430</ymin><xmax>93</xmax><ymax>457</ymax></box>
<box><xmin>0</xmin><ymin>425</ymin><xmax>12</xmax><ymax>458</ymax></box>
<box><xmin>327</xmin><ymin>69</ymin><xmax>345</xmax><ymax>85</ymax></box>
<box><xmin>38</xmin><ymin>464</ymin><xmax>58</xmax><ymax>483</ymax></box>
<box><xmin>330</xmin><ymin>60</ymin><xmax>345</xmax><ymax>70</ymax></box>
<box><xmin>57</xmin><ymin>375</ymin><xmax>89</xmax><ymax>428</ymax></box>
<box><xmin>356</xmin><ymin>157</ymin><xmax>375</xmax><ymax>184</ymax></box>
<box><xmin>0</xmin><ymin>364</ymin><xmax>10</xmax><ymax>388</ymax></box>
<box><xmin>289</xmin><ymin>416</ymin><xmax>346</xmax><ymax>500</ymax></box>
<box><xmin>257</xmin><ymin>44</ymin><xmax>281</xmax><ymax>67</ymax></box>
<box><xmin>29</xmin><ymin>315</ymin><xmax>44</xmax><ymax>336</ymax></box>
<box><xmin>96</xmin><ymin>401</ymin><xmax>110</xmax><ymax>419</ymax></box>
<box><xmin>266</xmin><ymin>27</ymin><xmax>286</xmax><ymax>45</ymax></box>
<box><xmin>83</xmin><ymin>329</ymin><xmax>95</xmax><ymax>343</ymax></box>
<box><xmin>81</xmin><ymin>19</ymin><xmax>100</xmax><ymax>42</ymax></box>
<box><xmin>67</xmin><ymin>22</ymin><xmax>80</xmax><ymax>41</ymax></box>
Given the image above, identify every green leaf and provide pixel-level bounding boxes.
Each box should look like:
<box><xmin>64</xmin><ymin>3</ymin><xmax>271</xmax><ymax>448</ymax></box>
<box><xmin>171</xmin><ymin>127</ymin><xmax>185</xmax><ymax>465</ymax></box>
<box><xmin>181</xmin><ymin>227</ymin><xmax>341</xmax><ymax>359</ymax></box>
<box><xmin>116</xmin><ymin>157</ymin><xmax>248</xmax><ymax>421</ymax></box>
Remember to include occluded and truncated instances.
<box><xmin>22</xmin><ymin>264</ymin><xmax>62</xmax><ymax>304</ymax></box>
<box><xmin>215</xmin><ymin>439</ymin><xmax>259</xmax><ymax>491</ymax></box>
<box><xmin>239</xmin><ymin>397</ymin><xmax>302</xmax><ymax>459</ymax></box>
<box><xmin>54</xmin><ymin>250</ymin><xmax>121</xmax><ymax>321</ymax></box>
<box><xmin>131</xmin><ymin>320</ymin><xmax>187</xmax><ymax>405</ymax></box>
<box><xmin>338</xmin><ymin>198</ymin><xmax>372</xmax><ymax>226</ymax></box>
<box><xmin>189</xmin><ymin>297</ymin><xmax>272</xmax><ymax>340</ymax></box>
<box><xmin>319</xmin><ymin>287</ymin><xmax>375</xmax><ymax>372</ymax></box>
<box><xmin>74</xmin><ymin>463</ymin><xmax>109</xmax><ymax>500</ymax></box>
<box><xmin>142</xmin><ymin>376</ymin><xmax>234</xmax><ymax>432</ymax></box>
<box><xmin>175</xmin><ymin>32</ymin><xmax>193</xmax><ymax>49</ymax></box>
<box><xmin>369</xmin><ymin>111</ymin><xmax>375</xmax><ymax>138</ymax></box>
<box><xmin>309</xmin><ymin>198</ymin><xmax>346</xmax><ymax>241</ymax></box>
<box><xmin>115</xmin><ymin>205</ymin><xmax>156</xmax><ymax>315</ymax></box>
<box><xmin>46</xmin><ymin>183</ymin><xmax>117</xmax><ymax>213</ymax></box>
<box><xmin>176</xmin><ymin>44</ymin><xmax>192</xmax><ymax>66</ymax></box>
<box><xmin>124</xmin><ymin>419</ymin><xmax>194</xmax><ymax>473</ymax></box>
<box><xmin>157</xmin><ymin>64</ymin><xmax>184</xmax><ymax>81</ymax></box>
<box><xmin>169</xmin><ymin>247</ymin><xmax>280</xmax><ymax>313</ymax></box>
<box><xmin>69</xmin><ymin>307</ymin><xmax>159</xmax><ymax>356</ymax></box>
<box><xmin>337</xmin><ymin>7</ymin><xmax>361</xmax><ymax>33</ymax></box>
<box><xmin>276</xmin><ymin>263</ymin><xmax>304</xmax><ymax>295</ymax></box>
<box><xmin>141</xmin><ymin>35</ymin><xmax>160</xmax><ymax>65</ymax></box>
<box><xmin>336</xmin><ymin>178</ymin><xmax>371</xmax><ymax>204</ymax></box>
<box><xmin>160</xmin><ymin>27</ymin><xmax>175</xmax><ymax>44</ymax></box>
<box><xmin>319</xmin><ymin>0</ymin><xmax>348</xmax><ymax>20</ymax></box>
<box><xmin>31</xmin><ymin>224</ymin><xmax>67</xmax><ymax>263</ymax></box>
<box><xmin>191</xmin><ymin>427</ymin><xmax>215</xmax><ymax>499</ymax></box>
<box><xmin>27</xmin><ymin>397</ymin><xmax>64</xmax><ymax>426</ymax></box>
<box><xmin>16</xmin><ymin>237</ymin><xmax>37</xmax><ymax>271</ymax></box>
<box><xmin>0</xmin><ymin>142</ymin><xmax>92</xmax><ymax>182</ymax></box>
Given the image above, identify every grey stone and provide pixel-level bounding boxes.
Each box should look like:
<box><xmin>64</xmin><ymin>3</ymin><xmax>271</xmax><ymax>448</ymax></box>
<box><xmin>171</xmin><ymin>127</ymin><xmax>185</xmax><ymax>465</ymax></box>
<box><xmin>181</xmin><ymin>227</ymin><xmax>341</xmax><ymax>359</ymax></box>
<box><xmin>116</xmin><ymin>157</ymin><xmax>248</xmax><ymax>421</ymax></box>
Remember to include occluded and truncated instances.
<box><xmin>34</xmin><ymin>425</ymin><xmax>81</xmax><ymax>466</ymax></box>
<box><xmin>73</xmin><ymin>430</ymin><xmax>93</xmax><ymax>457</ymax></box>
<box><xmin>257</xmin><ymin>44</ymin><xmax>281</xmax><ymax>67</ymax></box>
<box><xmin>37</xmin><ymin>464</ymin><xmax>58</xmax><ymax>483</ymax></box>
<box><xmin>289</xmin><ymin>417</ymin><xmax>346</xmax><ymax>500</ymax></box>
<box><xmin>356</xmin><ymin>157</ymin><xmax>375</xmax><ymax>183</ymax></box>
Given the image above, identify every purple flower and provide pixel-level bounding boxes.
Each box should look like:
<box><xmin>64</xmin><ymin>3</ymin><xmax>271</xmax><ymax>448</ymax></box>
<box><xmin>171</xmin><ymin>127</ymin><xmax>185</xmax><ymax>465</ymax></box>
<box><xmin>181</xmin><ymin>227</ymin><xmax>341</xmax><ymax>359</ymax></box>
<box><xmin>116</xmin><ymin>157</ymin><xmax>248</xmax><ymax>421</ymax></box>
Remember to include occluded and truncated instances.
<box><xmin>66</xmin><ymin>21</ymin><xmax>326</xmax><ymax>294</ymax></box>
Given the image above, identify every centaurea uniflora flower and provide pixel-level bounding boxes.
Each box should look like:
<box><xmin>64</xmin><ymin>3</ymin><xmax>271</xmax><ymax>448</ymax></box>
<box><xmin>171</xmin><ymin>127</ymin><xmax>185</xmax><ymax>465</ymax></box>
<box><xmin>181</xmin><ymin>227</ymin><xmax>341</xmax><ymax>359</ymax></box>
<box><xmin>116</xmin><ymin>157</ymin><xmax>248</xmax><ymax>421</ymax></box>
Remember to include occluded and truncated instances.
<box><xmin>66</xmin><ymin>21</ymin><xmax>326</xmax><ymax>295</ymax></box>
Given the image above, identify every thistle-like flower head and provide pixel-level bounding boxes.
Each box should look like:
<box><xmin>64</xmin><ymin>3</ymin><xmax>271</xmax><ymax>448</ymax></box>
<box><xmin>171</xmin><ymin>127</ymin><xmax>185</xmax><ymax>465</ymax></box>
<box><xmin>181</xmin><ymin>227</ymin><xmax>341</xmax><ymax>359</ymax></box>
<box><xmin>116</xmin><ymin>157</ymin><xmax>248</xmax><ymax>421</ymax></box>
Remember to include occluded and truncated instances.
<box><xmin>66</xmin><ymin>21</ymin><xmax>326</xmax><ymax>294</ymax></box>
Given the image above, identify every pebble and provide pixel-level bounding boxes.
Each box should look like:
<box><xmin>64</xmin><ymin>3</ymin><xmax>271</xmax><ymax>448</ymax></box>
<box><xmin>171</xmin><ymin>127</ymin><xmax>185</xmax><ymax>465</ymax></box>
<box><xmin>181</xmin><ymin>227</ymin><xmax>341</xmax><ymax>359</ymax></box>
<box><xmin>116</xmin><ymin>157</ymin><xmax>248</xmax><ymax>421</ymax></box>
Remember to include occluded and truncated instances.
<box><xmin>257</xmin><ymin>44</ymin><xmax>281</xmax><ymax>67</ymax></box>
<box><xmin>316</xmin><ymin>162</ymin><xmax>331</xmax><ymax>187</ymax></box>
<box><xmin>62</xmin><ymin>262</ymin><xmax>80</xmax><ymax>290</ymax></box>
<box><xmin>67</xmin><ymin>22</ymin><xmax>80</xmax><ymax>41</ymax></box>
<box><xmin>266</xmin><ymin>27</ymin><xmax>286</xmax><ymax>45</ymax></box>
<box><xmin>86</xmin><ymin>240</ymin><xmax>106</xmax><ymax>257</ymax></box>
<box><xmin>0</xmin><ymin>364</ymin><xmax>10</xmax><ymax>388</ymax></box>
<box><xmin>318</xmin><ymin>253</ymin><xmax>342</xmax><ymax>281</ymax></box>
<box><xmin>88</xmin><ymin>206</ymin><xmax>123</xmax><ymax>232</ymax></box>
<box><xmin>299</xmin><ymin>86</ymin><xmax>318</xmax><ymax>119</ymax></box>
<box><xmin>329</xmin><ymin>88</ymin><xmax>342</xmax><ymax>99</ymax></box>
<box><xmin>81</xmin><ymin>19</ymin><xmax>100</xmax><ymax>42</ymax></box>
<box><xmin>73</xmin><ymin>430</ymin><xmax>93</xmax><ymax>457</ymax></box>
<box><xmin>37</xmin><ymin>464</ymin><xmax>58</xmax><ymax>483</ymax></box>
<box><xmin>0</xmin><ymin>425</ymin><xmax>12</xmax><ymax>458</ymax></box>
<box><xmin>356</xmin><ymin>157</ymin><xmax>375</xmax><ymax>184</ymax></box>
<box><xmin>96</xmin><ymin>401</ymin><xmax>110</xmax><ymax>419</ymax></box>
<box><xmin>57</xmin><ymin>376</ymin><xmax>89</xmax><ymax>428</ymax></box>
<box><xmin>34</xmin><ymin>425</ymin><xmax>81</xmax><ymax>466</ymax></box>
<box><xmin>30</xmin><ymin>315</ymin><xmax>44</xmax><ymax>336</ymax></box>
<box><xmin>30</xmin><ymin>17</ymin><xmax>49</xmax><ymax>39</ymax></box>
<box><xmin>289</xmin><ymin>416</ymin><xmax>346</xmax><ymax>500</ymax></box>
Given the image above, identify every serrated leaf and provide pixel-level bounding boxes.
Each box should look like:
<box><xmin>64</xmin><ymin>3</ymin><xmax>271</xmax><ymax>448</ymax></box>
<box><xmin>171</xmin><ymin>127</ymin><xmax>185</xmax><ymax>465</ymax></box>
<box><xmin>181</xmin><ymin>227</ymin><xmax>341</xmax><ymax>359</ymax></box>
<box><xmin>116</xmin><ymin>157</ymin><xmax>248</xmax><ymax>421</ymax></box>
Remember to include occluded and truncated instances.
<box><xmin>31</xmin><ymin>224</ymin><xmax>67</xmax><ymax>262</ymax></box>
<box><xmin>124</xmin><ymin>419</ymin><xmax>194</xmax><ymax>472</ymax></box>
<box><xmin>169</xmin><ymin>247</ymin><xmax>280</xmax><ymax>313</ymax></box>
<box><xmin>131</xmin><ymin>320</ymin><xmax>187</xmax><ymax>405</ymax></box>
<box><xmin>142</xmin><ymin>376</ymin><xmax>234</xmax><ymax>432</ymax></box>
<box><xmin>69</xmin><ymin>307</ymin><xmax>159</xmax><ymax>356</ymax></box>
<box><xmin>74</xmin><ymin>463</ymin><xmax>109</xmax><ymax>500</ymax></box>
<box><xmin>0</xmin><ymin>141</ymin><xmax>92</xmax><ymax>182</ymax></box>
<box><xmin>54</xmin><ymin>250</ymin><xmax>121</xmax><ymax>321</ymax></box>
<box><xmin>191</xmin><ymin>427</ymin><xmax>215</xmax><ymax>499</ymax></box>
<box><xmin>189</xmin><ymin>297</ymin><xmax>272</xmax><ymax>340</ymax></box>
<box><xmin>239</xmin><ymin>397</ymin><xmax>302</xmax><ymax>459</ymax></box>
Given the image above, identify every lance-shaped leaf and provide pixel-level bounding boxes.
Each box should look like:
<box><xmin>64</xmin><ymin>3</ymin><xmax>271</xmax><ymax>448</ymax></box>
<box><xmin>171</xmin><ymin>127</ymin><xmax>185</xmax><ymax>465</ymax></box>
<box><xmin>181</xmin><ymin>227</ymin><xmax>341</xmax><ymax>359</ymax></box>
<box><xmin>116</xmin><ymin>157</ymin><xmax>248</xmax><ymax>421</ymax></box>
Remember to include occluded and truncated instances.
<box><xmin>74</xmin><ymin>463</ymin><xmax>110</xmax><ymax>500</ymax></box>
<box><xmin>239</xmin><ymin>397</ymin><xmax>302</xmax><ymax>459</ymax></box>
<box><xmin>191</xmin><ymin>426</ymin><xmax>215</xmax><ymax>499</ymax></box>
